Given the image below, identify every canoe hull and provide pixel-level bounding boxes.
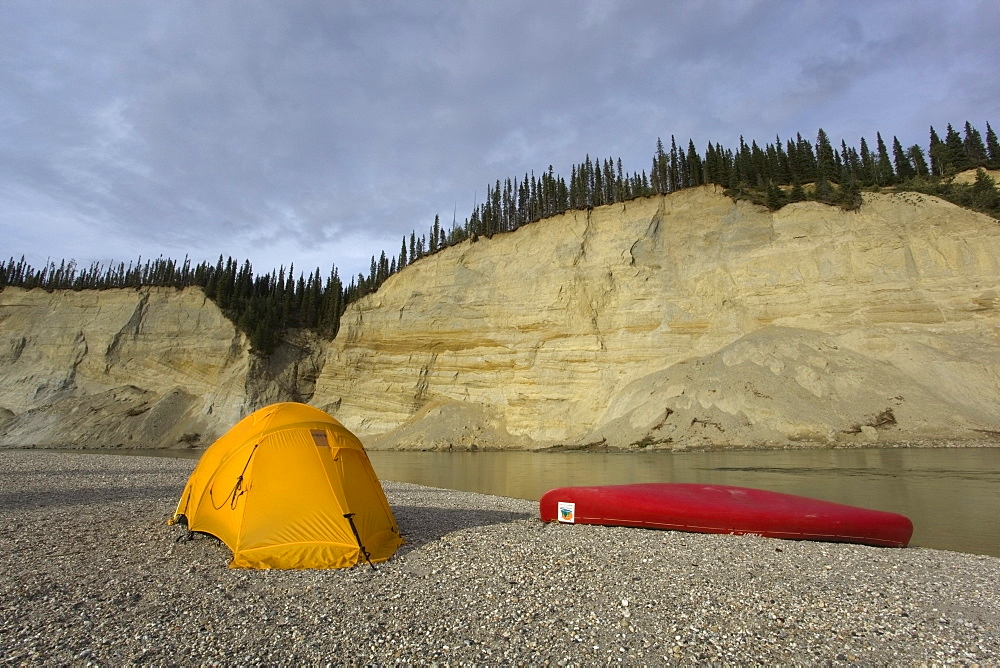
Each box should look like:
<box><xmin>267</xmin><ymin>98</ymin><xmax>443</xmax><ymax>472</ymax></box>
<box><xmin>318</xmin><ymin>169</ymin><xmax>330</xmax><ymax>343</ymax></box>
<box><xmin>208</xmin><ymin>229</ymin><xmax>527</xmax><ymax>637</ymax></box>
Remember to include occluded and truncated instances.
<box><xmin>539</xmin><ymin>483</ymin><xmax>913</xmax><ymax>547</ymax></box>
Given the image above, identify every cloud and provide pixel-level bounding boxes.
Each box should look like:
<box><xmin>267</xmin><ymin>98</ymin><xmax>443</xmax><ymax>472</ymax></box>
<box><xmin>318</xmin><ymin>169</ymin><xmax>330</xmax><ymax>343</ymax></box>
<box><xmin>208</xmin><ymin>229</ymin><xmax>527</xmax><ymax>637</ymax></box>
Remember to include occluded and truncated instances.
<box><xmin>1</xmin><ymin>0</ymin><xmax>997</xmax><ymax>280</ymax></box>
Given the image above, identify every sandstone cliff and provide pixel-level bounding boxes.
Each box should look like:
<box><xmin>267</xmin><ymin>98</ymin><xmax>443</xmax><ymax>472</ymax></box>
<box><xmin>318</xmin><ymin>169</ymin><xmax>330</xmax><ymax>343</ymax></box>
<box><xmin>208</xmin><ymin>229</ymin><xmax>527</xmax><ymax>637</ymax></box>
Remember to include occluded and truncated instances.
<box><xmin>0</xmin><ymin>287</ymin><xmax>246</xmax><ymax>448</ymax></box>
<box><xmin>314</xmin><ymin>186</ymin><xmax>1000</xmax><ymax>450</ymax></box>
<box><xmin>0</xmin><ymin>287</ymin><xmax>323</xmax><ymax>448</ymax></box>
<box><xmin>2</xmin><ymin>185</ymin><xmax>1000</xmax><ymax>450</ymax></box>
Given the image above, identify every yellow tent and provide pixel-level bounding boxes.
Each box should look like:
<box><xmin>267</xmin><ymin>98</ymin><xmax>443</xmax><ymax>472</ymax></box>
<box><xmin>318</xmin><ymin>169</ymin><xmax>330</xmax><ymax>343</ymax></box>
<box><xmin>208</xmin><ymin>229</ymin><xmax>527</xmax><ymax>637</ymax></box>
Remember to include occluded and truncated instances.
<box><xmin>170</xmin><ymin>402</ymin><xmax>402</xmax><ymax>569</ymax></box>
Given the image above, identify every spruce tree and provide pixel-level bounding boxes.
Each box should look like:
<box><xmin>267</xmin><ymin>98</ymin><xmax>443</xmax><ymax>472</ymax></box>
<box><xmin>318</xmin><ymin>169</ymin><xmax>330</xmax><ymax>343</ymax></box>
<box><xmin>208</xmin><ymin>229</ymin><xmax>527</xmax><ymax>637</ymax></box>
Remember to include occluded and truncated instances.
<box><xmin>985</xmin><ymin>122</ymin><xmax>1000</xmax><ymax>169</ymax></box>
<box><xmin>892</xmin><ymin>136</ymin><xmax>915</xmax><ymax>180</ymax></box>
<box><xmin>839</xmin><ymin>173</ymin><xmax>862</xmax><ymax>210</ymax></box>
<box><xmin>907</xmin><ymin>145</ymin><xmax>930</xmax><ymax>177</ymax></box>
<box><xmin>686</xmin><ymin>140</ymin><xmax>703</xmax><ymax>186</ymax></box>
<box><xmin>794</xmin><ymin>133</ymin><xmax>817</xmax><ymax>183</ymax></box>
<box><xmin>971</xmin><ymin>169</ymin><xmax>1000</xmax><ymax>211</ymax></box>
<box><xmin>616</xmin><ymin>158</ymin><xmax>625</xmax><ymax>201</ymax></box>
<box><xmin>813</xmin><ymin>132</ymin><xmax>833</xmax><ymax>201</ymax></box>
<box><xmin>929</xmin><ymin>126</ymin><xmax>944</xmax><ymax>176</ymax></box>
<box><xmin>944</xmin><ymin>124</ymin><xmax>968</xmax><ymax>173</ymax></box>
<box><xmin>789</xmin><ymin>175</ymin><xmax>806</xmax><ymax>203</ymax></box>
<box><xmin>840</xmin><ymin>140</ymin><xmax>860</xmax><ymax>183</ymax></box>
<box><xmin>751</xmin><ymin>141</ymin><xmax>768</xmax><ymax>187</ymax></box>
<box><xmin>569</xmin><ymin>165</ymin><xmax>582</xmax><ymax>207</ymax></box>
<box><xmin>816</xmin><ymin>128</ymin><xmax>836</xmax><ymax>183</ymax></box>
<box><xmin>703</xmin><ymin>143</ymin><xmax>719</xmax><ymax>185</ymax></box>
<box><xmin>765</xmin><ymin>180</ymin><xmax>785</xmax><ymax>210</ymax></box>
<box><xmin>217</xmin><ymin>257</ymin><xmax>235</xmax><ymax>311</ymax></box>
<box><xmin>670</xmin><ymin>136</ymin><xmax>680</xmax><ymax>192</ymax></box>
<box><xmin>815</xmin><ymin>170</ymin><xmax>834</xmax><ymax>203</ymax></box>
<box><xmin>377</xmin><ymin>252</ymin><xmax>389</xmax><ymax>285</ymax></box>
<box><xmin>736</xmin><ymin>136</ymin><xmax>753</xmax><ymax>186</ymax></box>
<box><xmin>859</xmin><ymin>137</ymin><xmax>876</xmax><ymax>186</ymax></box>
<box><xmin>430</xmin><ymin>215</ymin><xmax>440</xmax><ymax>253</ymax></box>
<box><xmin>785</xmin><ymin>138</ymin><xmax>799</xmax><ymax>183</ymax></box>
<box><xmin>205</xmin><ymin>255</ymin><xmax>223</xmax><ymax>299</ymax></box>
<box><xmin>774</xmin><ymin>138</ymin><xmax>791</xmax><ymax>183</ymax></box>
<box><xmin>875</xmin><ymin>132</ymin><xmax>895</xmax><ymax>186</ymax></box>
<box><xmin>963</xmin><ymin>121</ymin><xmax>988</xmax><ymax>168</ymax></box>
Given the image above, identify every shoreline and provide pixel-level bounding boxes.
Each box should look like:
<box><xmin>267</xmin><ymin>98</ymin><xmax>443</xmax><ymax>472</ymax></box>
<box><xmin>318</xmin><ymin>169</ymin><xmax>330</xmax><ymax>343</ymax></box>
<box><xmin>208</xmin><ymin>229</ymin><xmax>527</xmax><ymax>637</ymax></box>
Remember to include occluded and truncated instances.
<box><xmin>7</xmin><ymin>435</ymin><xmax>1000</xmax><ymax>454</ymax></box>
<box><xmin>1</xmin><ymin>450</ymin><xmax>997</xmax><ymax>665</ymax></box>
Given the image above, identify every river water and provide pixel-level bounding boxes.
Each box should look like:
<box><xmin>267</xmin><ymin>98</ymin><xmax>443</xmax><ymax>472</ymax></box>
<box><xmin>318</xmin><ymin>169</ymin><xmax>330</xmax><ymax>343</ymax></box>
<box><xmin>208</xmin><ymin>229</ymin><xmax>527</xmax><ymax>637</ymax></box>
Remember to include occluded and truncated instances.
<box><xmin>57</xmin><ymin>446</ymin><xmax>999</xmax><ymax>557</ymax></box>
<box><xmin>365</xmin><ymin>447</ymin><xmax>1000</xmax><ymax>558</ymax></box>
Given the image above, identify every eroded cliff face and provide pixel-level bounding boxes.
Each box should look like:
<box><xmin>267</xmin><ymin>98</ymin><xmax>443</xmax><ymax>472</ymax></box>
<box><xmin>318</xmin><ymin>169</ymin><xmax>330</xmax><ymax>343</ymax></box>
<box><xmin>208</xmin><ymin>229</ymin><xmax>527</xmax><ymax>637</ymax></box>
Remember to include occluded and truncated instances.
<box><xmin>0</xmin><ymin>286</ymin><xmax>327</xmax><ymax>448</ymax></box>
<box><xmin>0</xmin><ymin>287</ymin><xmax>250</xmax><ymax>447</ymax></box>
<box><xmin>312</xmin><ymin>186</ymin><xmax>1000</xmax><ymax>449</ymax></box>
<box><xmin>3</xmin><ymin>186</ymin><xmax>1000</xmax><ymax>450</ymax></box>
<box><xmin>0</xmin><ymin>288</ymin><xmax>248</xmax><ymax>448</ymax></box>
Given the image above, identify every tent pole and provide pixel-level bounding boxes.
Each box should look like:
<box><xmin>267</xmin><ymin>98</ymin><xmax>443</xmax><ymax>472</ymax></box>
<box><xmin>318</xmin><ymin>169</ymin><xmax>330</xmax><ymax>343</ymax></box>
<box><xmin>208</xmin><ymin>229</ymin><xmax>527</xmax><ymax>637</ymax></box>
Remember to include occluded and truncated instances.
<box><xmin>343</xmin><ymin>513</ymin><xmax>376</xmax><ymax>570</ymax></box>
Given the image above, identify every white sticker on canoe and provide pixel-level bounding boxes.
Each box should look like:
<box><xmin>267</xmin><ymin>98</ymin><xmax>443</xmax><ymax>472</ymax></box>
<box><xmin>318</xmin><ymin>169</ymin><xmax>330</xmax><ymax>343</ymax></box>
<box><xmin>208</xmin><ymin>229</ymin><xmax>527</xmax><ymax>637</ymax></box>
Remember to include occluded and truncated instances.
<box><xmin>557</xmin><ymin>501</ymin><xmax>576</xmax><ymax>523</ymax></box>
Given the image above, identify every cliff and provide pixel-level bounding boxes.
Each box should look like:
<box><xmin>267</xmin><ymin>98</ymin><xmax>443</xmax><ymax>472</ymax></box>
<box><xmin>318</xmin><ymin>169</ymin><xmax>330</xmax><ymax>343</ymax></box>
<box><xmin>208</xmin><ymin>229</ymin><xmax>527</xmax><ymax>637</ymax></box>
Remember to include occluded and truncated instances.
<box><xmin>314</xmin><ymin>186</ymin><xmax>1000</xmax><ymax>449</ymax></box>
<box><xmin>3</xmin><ymin>185</ymin><xmax>1000</xmax><ymax>450</ymax></box>
<box><xmin>0</xmin><ymin>287</ymin><xmax>322</xmax><ymax>448</ymax></box>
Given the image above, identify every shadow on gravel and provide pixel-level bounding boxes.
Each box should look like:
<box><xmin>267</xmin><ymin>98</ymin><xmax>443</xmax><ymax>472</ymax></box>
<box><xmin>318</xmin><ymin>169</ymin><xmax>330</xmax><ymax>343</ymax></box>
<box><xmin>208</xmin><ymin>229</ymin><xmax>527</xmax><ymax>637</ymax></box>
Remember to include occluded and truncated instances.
<box><xmin>392</xmin><ymin>505</ymin><xmax>534</xmax><ymax>551</ymax></box>
<box><xmin>0</xmin><ymin>484</ymin><xmax>181</xmax><ymax>511</ymax></box>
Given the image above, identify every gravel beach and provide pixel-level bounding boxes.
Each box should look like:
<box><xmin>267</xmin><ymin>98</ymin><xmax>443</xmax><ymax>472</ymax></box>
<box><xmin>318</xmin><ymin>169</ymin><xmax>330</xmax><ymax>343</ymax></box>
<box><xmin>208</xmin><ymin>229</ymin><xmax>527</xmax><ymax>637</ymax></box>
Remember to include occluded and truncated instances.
<box><xmin>1</xmin><ymin>450</ymin><xmax>997</xmax><ymax>666</ymax></box>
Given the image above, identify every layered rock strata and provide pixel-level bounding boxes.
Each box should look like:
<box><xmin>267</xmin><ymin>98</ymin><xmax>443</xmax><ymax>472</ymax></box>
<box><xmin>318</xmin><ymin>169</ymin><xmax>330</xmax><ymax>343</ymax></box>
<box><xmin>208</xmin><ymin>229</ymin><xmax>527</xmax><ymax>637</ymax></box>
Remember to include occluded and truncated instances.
<box><xmin>3</xmin><ymin>185</ymin><xmax>1000</xmax><ymax>449</ymax></box>
<box><xmin>0</xmin><ymin>287</ymin><xmax>251</xmax><ymax>448</ymax></box>
<box><xmin>315</xmin><ymin>186</ymin><xmax>1000</xmax><ymax>449</ymax></box>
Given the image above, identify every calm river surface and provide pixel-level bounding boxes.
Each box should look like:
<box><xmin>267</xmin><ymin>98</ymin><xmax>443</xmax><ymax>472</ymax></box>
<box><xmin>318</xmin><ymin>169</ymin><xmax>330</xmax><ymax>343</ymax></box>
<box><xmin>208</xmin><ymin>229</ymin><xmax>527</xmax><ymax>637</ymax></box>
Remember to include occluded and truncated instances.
<box><xmin>365</xmin><ymin>447</ymin><xmax>1000</xmax><ymax>558</ymax></box>
<box><xmin>67</xmin><ymin>446</ymin><xmax>999</xmax><ymax>558</ymax></box>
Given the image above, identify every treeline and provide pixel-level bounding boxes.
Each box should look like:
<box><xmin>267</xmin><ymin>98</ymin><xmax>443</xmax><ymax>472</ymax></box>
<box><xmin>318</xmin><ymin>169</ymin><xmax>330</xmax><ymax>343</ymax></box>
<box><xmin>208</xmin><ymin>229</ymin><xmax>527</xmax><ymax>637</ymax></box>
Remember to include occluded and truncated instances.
<box><xmin>462</xmin><ymin>120</ymin><xmax>1000</xmax><ymax>238</ymax></box>
<box><xmin>387</xmin><ymin>121</ymin><xmax>999</xmax><ymax>292</ymax></box>
<box><xmin>3</xmin><ymin>121</ymin><xmax>998</xmax><ymax>355</ymax></box>
<box><xmin>0</xmin><ymin>254</ymin><xmax>345</xmax><ymax>353</ymax></box>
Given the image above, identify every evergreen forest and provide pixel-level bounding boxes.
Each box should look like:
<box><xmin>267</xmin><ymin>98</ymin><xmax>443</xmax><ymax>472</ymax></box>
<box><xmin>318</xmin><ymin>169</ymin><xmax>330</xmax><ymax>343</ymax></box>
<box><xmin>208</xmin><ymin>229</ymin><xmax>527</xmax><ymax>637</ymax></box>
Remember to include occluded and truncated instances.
<box><xmin>2</xmin><ymin>121</ymin><xmax>999</xmax><ymax>354</ymax></box>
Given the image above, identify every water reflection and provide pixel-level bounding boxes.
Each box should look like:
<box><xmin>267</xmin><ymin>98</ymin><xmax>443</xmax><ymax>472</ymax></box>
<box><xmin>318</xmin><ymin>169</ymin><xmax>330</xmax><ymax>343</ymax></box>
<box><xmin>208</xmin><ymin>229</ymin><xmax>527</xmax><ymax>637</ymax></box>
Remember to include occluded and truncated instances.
<box><xmin>367</xmin><ymin>448</ymin><xmax>1000</xmax><ymax>557</ymax></box>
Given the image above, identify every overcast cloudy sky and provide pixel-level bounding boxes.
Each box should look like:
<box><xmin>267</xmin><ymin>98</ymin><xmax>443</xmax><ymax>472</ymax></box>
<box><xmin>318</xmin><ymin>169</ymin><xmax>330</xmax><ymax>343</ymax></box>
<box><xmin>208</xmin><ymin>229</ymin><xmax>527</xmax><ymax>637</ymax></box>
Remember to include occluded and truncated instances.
<box><xmin>2</xmin><ymin>1</ymin><xmax>998</xmax><ymax>281</ymax></box>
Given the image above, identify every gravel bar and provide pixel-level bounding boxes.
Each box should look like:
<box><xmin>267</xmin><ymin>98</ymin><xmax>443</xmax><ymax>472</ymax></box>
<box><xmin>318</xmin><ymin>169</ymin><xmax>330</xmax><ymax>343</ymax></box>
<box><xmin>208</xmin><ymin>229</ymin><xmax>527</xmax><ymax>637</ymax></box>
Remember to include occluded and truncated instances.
<box><xmin>1</xmin><ymin>450</ymin><xmax>997</xmax><ymax>666</ymax></box>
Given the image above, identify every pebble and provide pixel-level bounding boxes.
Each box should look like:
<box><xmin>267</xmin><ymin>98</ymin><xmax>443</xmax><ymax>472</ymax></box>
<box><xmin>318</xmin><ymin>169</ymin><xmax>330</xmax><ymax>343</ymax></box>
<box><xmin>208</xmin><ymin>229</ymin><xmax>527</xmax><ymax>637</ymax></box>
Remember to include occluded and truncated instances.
<box><xmin>0</xmin><ymin>450</ymin><xmax>997</xmax><ymax>665</ymax></box>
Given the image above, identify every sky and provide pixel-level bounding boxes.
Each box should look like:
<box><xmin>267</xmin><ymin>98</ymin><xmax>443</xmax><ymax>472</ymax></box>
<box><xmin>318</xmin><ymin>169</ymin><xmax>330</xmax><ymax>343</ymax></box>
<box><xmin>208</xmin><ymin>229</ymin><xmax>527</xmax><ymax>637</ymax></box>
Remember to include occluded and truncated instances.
<box><xmin>2</xmin><ymin>1</ymin><xmax>998</xmax><ymax>282</ymax></box>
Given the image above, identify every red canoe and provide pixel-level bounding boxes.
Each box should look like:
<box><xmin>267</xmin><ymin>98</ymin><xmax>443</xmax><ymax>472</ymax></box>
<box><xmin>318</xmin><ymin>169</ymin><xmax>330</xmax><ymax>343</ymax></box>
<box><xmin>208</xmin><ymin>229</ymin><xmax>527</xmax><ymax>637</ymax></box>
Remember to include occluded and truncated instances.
<box><xmin>539</xmin><ymin>483</ymin><xmax>913</xmax><ymax>548</ymax></box>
